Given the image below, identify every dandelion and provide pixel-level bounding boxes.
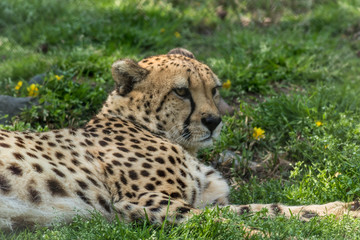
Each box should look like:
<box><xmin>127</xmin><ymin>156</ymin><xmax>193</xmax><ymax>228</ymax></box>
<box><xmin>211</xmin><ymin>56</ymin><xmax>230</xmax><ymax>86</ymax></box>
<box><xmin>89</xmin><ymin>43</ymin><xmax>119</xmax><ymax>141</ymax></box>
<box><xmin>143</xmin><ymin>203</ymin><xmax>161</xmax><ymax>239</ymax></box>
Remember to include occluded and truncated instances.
<box><xmin>253</xmin><ymin>127</ymin><xmax>265</xmax><ymax>140</ymax></box>
<box><xmin>55</xmin><ymin>75</ymin><xmax>63</xmax><ymax>81</ymax></box>
<box><xmin>174</xmin><ymin>31</ymin><xmax>181</xmax><ymax>38</ymax></box>
<box><xmin>15</xmin><ymin>81</ymin><xmax>23</xmax><ymax>91</ymax></box>
<box><xmin>324</xmin><ymin>144</ymin><xmax>329</xmax><ymax>149</ymax></box>
<box><xmin>160</xmin><ymin>28</ymin><xmax>165</xmax><ymax>33</ymax></box>
<box><xmin>222</xmin><ymin>79</ymin><xmax>231</xmax><ymax>89</ymax></box>
<box><xmin>315</xmin><ymin>121</ymin><xmax>323</xmax><ymax>127</ymax></box>
<box><xmin>27</xmin><ymin>84</ymin><xmax>39</xmax><ymax>97</ymax></box>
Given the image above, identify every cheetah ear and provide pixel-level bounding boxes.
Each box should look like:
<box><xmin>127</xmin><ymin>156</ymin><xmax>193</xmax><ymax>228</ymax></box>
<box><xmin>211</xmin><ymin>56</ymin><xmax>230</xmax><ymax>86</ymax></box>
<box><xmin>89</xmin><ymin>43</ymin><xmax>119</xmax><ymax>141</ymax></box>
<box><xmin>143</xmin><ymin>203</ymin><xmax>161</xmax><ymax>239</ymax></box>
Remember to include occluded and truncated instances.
<box><xmin>112</xmin><ymin>59</ymin><xmax>149</xmax><ymax>96</ymax></box>
<box><xmin>167</xmin><ymin>48</ymin><xmax>196</xmax><ymax>59</ymax></box>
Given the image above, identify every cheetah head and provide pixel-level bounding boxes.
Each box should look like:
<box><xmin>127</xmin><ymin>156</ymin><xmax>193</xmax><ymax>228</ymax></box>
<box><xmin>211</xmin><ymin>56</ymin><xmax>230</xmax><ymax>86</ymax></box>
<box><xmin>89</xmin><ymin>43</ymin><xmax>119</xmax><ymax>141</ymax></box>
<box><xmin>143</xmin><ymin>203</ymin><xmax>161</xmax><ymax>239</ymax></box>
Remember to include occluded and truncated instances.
<box><xmin>102</xmin><ymin>48</ymin><xmax>222</xmax><ymax>154</ymax></box>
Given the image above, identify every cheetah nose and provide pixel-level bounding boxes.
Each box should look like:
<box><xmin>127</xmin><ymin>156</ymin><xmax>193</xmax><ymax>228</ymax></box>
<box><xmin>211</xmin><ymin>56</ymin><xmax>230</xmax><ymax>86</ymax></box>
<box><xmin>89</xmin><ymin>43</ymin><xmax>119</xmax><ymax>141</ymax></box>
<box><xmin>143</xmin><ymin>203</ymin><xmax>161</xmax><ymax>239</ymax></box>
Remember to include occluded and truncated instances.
<box><xmin>201</xmin><ymin>115</ymin><xmax>222</xmax><ymax>132</ymax></box>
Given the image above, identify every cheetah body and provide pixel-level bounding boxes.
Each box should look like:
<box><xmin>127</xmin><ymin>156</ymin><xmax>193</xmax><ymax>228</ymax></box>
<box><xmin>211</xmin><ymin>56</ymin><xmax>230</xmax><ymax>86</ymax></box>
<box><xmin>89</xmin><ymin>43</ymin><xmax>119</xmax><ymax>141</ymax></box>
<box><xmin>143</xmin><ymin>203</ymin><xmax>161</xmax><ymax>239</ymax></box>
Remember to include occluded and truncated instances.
<box><xmin>0</xmin><ymin>118</ymin><xmax>228</xmax><ymax>229</ymax></box>
<box><xmin>0</xmin><ymin>49</ymin><xmax>228</xmax><ymax>230</ymax></box>
<box><xmin>0</xmin><ymin>49</ymin><xmax>358</xmax><ymax>231</ymax></box>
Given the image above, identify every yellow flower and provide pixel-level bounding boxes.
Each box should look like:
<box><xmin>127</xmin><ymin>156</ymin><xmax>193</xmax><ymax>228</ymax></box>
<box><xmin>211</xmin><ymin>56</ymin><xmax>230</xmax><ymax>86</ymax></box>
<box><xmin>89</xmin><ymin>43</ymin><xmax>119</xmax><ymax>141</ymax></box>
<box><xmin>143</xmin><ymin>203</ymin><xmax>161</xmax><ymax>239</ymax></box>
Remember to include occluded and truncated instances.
<box><xmin>15</xmin><ymin>81</ymin><xmax>23</xmax><ymax>90</ymax></box>
<box><xmin>55</xmin><ymin>75</ymin><xmax>63</xmax><ymax>81</ymax></box>
<box><xmin>253</xmin><ymin>127</ymin><xmax>265</xmax><ymax>140</ymax></box>
<box><xmin>324</xmin><ymin>144</ymin><xmax>329</xmax><ymax>149</ymax></box>
<box><xmin>315</xmin><ymin>121</ymin><xmax>323</xmax><ymax>127</ymax></box>
<box><xmin>160</xmin><ymin>28</ymin><xmax>165</xmax><ymax>33</ymax></box>
<box><xmin>222</xmin><ymin>79</ymin><xmax>231</xmax><ymax>89</ymax></box>
<box><xmin>174</xmin><ymin>31</ymin><xmax>181</xmax><ymax>38</ymax></box>
<box><xmin>27</xmin><ymin>84</ymin><xmax>39</xmax><ymax>97</ymax></box>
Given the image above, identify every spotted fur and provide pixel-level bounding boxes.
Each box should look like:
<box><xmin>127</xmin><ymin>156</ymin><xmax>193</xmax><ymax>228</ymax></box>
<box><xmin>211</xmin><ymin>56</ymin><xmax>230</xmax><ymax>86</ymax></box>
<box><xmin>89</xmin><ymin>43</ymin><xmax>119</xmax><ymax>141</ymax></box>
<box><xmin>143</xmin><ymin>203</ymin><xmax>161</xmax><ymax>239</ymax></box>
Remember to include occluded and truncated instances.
<box><xmin>0</xmin><ymin>49</ymin><xmax>359</xmax><ymax>231</ymax></box>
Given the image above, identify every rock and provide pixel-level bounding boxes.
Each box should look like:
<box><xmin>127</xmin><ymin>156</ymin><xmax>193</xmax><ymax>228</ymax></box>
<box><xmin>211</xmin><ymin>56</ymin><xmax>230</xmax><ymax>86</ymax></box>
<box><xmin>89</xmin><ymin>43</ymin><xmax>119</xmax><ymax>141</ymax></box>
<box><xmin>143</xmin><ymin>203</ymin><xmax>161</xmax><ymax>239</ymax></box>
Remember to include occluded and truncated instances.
<box><xmin>218</xmin><ymin>150</ymin><xmax>243</xmax><ymax>165</ymax></box>
<box><xmin>0</xmin><ymin>95</ymin><xmax>38</xmax><ymax>124</ymax></box>
<box><xmin>219</xmin><ymin>97</ymin><xmax>235</xmax><ymax>116</ymax></box>
<box><xmin>218</xmin><ymin>150</ymin><xmax>264</xmax><ymax>172</ymax></box>
<box><xmin>29</xmin><ymin>73</ymin><xmax>47</xmax><ymax>85</ymax></box>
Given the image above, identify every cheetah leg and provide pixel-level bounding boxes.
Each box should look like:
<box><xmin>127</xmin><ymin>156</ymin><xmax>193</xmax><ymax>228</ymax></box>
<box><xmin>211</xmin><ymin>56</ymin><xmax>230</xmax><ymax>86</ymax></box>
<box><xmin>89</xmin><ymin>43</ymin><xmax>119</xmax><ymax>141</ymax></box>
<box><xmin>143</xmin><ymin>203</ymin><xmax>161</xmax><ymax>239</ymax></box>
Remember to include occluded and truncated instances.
<box><xmin>112</xmin><ymin>195</ymin><xmax>264</xmax><ymax>237</ymax></box>
<box><xmin>112</xmin><ymin>192</ymin><xmax>200</xmax><ymax>224</ymax></box>
<box><xmin>227</xmin><ymin>201</ymin><xmax>360</xmax><ymax>220</ymax></box>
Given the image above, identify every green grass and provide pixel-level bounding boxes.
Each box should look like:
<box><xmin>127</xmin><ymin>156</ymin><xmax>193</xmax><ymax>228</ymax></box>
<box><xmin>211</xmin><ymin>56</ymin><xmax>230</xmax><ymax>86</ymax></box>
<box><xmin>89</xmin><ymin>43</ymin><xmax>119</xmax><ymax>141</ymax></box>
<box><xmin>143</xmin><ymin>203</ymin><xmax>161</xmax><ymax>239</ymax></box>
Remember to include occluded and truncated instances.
<box><xmin>1</xmin><ymin>0</ymin><xmax>360</xmax><ymax>238</ymax></box>
<box><xmin>3</xmin><ymin>209</ymin><xmax>360</xmax><ymax>239</ymax></box>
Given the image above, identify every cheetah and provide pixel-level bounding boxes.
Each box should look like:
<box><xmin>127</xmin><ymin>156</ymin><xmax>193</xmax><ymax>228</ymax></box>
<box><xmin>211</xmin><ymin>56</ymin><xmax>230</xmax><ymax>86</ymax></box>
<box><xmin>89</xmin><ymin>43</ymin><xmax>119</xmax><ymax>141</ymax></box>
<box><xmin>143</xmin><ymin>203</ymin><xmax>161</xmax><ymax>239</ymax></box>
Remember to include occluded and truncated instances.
<box><xmin>0</xmin><ymin>48</ymin><xmax>359</xmax><ymax>231</ymax></box>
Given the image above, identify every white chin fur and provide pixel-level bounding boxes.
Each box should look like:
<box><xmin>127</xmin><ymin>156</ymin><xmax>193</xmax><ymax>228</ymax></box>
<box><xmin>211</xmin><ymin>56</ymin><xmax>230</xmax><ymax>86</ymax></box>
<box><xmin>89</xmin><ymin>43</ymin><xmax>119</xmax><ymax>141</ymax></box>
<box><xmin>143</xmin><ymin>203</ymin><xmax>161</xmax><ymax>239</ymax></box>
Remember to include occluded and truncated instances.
<box><xmin>212</xmin><ymin>121</ymin><xmax>223</xmax><ymax>140</ymax></box>
<box><xmin>195</xmin><ymin>122</ymin><xmax>223</xmax><ymax>149</ymax></box>
<box><xmin>171</xmin><ymin>122</ymin><xmax>223</xmax><ymax>150</ymax></box>
<box><xmin>198</xmin><ymin>138</ymin><xmax>213</xmax><ymax>148</ymax></box>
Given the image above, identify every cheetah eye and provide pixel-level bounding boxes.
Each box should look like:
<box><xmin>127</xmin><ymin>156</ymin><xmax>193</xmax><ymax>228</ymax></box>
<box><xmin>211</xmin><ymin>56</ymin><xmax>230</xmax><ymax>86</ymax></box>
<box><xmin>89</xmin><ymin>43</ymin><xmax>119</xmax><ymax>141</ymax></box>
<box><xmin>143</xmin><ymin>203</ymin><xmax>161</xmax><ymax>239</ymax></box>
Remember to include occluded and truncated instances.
<box><xmin>212</xmin><ymin>87</ymin><xmax>220</xmax><ymax>97</ymax></box>
<box><xmin>174</xmin><ymin>88</ymin><xmax>190</xmax><ymax>98</ymax></box>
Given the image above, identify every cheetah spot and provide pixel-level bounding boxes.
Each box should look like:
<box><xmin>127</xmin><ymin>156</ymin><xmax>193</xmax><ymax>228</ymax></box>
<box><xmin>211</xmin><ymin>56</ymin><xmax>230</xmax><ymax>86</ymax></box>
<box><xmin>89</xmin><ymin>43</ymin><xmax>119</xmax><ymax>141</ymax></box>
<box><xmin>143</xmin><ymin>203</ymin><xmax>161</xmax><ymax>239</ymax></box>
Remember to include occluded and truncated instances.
<box><xmin>302</xmin><ymin>211</ymin><xmax>319</xmax><ymax>219</ymax></box>
<box><xmin>47</xmin><ymin>179</ymin><xmax>68</xmax><ymax>197</ymax></box>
